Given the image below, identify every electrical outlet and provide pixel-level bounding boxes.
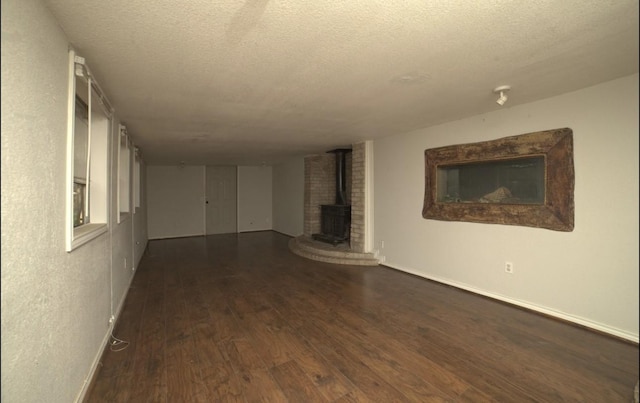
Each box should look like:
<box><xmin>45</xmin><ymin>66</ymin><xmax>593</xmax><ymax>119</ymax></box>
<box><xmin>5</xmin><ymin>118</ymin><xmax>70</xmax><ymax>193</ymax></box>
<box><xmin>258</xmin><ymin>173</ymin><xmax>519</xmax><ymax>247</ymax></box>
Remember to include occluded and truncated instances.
<box><xmin>381</xmin><ymin>240</ymin><xmax>385</xmax><ymax>248</ymax></box>
<box><xmin>505</xmin><ymin>261</ymin><xmax>514</xmax><ymax>274</ymax></box>
<box><xmin>124</xmin><ymin>258</ymin><xmax>127</xmax><ymax>269</ymax></box>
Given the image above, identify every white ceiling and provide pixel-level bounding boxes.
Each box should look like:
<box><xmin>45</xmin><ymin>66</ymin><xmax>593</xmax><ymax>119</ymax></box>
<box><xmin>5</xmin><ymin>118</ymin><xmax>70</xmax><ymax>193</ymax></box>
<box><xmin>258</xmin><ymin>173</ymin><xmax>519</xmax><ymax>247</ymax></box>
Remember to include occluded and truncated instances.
<box><xmin>43</xmin><ymin>0</ymin><xmax>639</xmax><ymax>166</ymax></box>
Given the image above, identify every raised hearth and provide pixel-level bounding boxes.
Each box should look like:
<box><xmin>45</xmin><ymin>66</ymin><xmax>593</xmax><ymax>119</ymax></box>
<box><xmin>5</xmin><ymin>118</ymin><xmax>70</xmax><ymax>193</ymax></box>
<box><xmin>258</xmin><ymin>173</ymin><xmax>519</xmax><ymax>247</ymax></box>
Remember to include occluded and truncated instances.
<box><xmin>289</xmin><ymin>235</ymin><xmax>379</xmax><ymax>266</ymax></box>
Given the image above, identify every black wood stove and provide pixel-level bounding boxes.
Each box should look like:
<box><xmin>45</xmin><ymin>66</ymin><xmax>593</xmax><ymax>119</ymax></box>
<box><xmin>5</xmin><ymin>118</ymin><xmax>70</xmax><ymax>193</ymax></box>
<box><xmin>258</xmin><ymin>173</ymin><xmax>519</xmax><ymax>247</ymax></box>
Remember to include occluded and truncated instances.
<box><xmin>312</xmin><ymin>148</ymin><xmax>352</xmax><ymax>245</ymax></box>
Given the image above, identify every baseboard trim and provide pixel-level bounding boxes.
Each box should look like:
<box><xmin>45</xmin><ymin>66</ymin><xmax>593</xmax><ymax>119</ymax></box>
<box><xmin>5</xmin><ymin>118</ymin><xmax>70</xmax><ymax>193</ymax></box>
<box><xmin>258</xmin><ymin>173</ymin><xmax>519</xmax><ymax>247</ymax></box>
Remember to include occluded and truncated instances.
<box><xmin>73</xmin><ymin>323</ymin><xmax>113</xmax><ymax>402</ymax></box>
<box><xmin>381</xmin><ymin>261</ymin><xmax>639</xmax><ymax>344</ymax></box>
<box><xmin>148</xmin><ymin>233</ymin><xmax>205</xmax><ymax>240</ymax></box>
<box><xmin>271</xmin><ymin>229</ymin><xmax>297</xmax><ymax>238</ymax></box>
<box><xmin>238</xmin><ymin>228</ymin><xmax>272</xmax><ymax>233</ymax></box>
<box><xmin>74</xmin><ymin>268</ymin><xmax>137</xmax><ymax>402</ymax></box>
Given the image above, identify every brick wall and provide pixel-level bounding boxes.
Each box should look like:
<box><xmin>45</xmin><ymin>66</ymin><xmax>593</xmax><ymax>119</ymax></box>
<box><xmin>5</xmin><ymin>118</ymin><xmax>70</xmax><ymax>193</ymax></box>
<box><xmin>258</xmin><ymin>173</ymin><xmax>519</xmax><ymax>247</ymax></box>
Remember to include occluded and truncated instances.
<box><xmin>303</xmin><ymin>143</ymin><xmax>366</xmax><ymax>252</ymax></box>
<box><xmin>349</xmin><ymin>143</ymin><xmax>365</xmax><ymax>252</ymax></box>
<box><xmin>304</xmin><ymin>154</ymin><xmax>335</xmax><ymax>236</ymax></box>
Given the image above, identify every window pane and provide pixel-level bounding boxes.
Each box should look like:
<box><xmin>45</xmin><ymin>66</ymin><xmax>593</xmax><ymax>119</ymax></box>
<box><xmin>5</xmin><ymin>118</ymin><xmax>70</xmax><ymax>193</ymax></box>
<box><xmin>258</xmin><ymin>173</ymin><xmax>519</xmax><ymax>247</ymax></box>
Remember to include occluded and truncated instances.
<box><xmin>73</xmin><ymin>77</ymin><xmax>90</xmax><ymax>226</ymax></box>
<box><xmin>73</xmin><ymin>96</ymin><xmax>89</xmax><ymax>180</ymax></box>
<box><xmin>437</xmin><ymin>156</ymin><xmax>545</xmax><ymax>204</ymax></box>
<box><xmin>118</xmin><ymin>127</ymin><xmax>130</xmax><ymax>214</ymax></box>
<box><xmin>73</xmin><ymin>181</ymin><xmax>86</xmax><ymax>227</ymax></box>
<box><xmin>134</xmin><ymin>152</ymin><xmax>141</xmax><ymax>208</ymax></box>
<box><xmin>89</xmin><ymin>84</ymin><xmax>110</xmax><ymax>223</ymax></box>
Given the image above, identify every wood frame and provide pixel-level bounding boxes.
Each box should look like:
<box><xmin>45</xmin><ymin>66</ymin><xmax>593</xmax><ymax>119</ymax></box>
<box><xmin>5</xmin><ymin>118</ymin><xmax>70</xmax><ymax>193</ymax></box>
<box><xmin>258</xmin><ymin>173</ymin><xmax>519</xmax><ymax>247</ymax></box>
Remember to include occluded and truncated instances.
<box><xmin>422</xmin><ymin>128</ymin><xmax>574</xmax><ymax>231</ymax></box>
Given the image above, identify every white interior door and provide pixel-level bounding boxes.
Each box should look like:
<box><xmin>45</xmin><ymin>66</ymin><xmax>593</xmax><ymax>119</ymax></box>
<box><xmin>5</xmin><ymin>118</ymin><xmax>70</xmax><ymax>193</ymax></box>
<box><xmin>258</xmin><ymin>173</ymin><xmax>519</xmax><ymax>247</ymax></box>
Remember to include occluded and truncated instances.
<box><xmin>205</xmin><ymin>166</ymin><xmax>237</xmax><ymax>235</ymax></box>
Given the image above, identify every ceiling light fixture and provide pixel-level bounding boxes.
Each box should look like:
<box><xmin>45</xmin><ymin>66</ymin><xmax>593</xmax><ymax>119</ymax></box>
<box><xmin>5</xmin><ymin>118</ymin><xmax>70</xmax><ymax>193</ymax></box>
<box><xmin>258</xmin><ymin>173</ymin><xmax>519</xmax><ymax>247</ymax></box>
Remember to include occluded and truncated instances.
<box><xmin>493</xmin><ymin>85</ymin><xmax>511</xmax><ymax>106</ymax></box>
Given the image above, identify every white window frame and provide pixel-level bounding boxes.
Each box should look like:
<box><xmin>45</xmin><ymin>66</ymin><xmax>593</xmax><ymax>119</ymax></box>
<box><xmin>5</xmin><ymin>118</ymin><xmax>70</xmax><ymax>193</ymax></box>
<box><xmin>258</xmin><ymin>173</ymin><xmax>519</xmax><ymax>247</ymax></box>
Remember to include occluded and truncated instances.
<box><xmin>117</xmin><ymin>124</ymin><xmax>132</xmax><ymax>222</ymax></box>
<box><xmin>65</xmin><ymin>49</ymin><xmax>112</xmax><ymax>252</ymax></box>
<box><xmin>133</xmin><ymin>147</ymin><xmax>142</xmax><ymax>211</ymax></box>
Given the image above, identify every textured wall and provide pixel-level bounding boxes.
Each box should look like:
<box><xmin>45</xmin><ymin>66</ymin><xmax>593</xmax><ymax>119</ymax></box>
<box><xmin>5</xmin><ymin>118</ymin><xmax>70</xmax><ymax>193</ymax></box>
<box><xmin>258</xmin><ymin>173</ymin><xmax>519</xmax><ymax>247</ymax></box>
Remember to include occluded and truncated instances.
<box><xmin>374</xmin><ymin>74</ymin><xmax>639</xmax><ymax>341</ymax></box>
<box><xmin>1</xmin><ymin>0</ymin><xmax>143</xmax><ymax>401</ymax></box>
<box><xmin>272</xmin><ymin>156</ymin><xmax>304</xmax><ymax>237</ymax></box>
<box><xmin>134</xmin><ymin>160</ymin><xmax>149</xmax><ymax>266</ymax></box>
<box><xmin>238</xmin><ymin>165</ymin><xmax>273</xmax><ymax>232</ymax></box>
<box><xmin>147</xmin><ymin>165</ymin><xmax>206</xmax><ymax>239</ymax></box>
<box><xmin>110</xmin><ymin>113</ymin><xmax>137</xmax><ymax>321</ymax></box>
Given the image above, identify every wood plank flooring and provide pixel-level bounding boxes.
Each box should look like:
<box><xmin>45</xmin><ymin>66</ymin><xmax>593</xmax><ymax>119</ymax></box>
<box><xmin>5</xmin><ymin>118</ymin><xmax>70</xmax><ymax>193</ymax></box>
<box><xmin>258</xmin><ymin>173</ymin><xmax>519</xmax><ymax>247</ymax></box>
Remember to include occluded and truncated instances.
<box><xmin>86</xmin><ymin>232</ymin><xmax>639</xmax><ymax>402</ymax></box>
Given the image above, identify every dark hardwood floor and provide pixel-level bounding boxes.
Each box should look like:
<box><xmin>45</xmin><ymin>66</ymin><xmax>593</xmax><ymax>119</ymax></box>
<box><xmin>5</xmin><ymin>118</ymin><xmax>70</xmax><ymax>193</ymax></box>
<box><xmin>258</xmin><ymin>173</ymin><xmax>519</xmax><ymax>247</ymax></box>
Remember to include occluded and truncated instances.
<box><xmin>86</xmin><ymin>231</ymin><xmax>639</xmax><ymax>402</ymax></box>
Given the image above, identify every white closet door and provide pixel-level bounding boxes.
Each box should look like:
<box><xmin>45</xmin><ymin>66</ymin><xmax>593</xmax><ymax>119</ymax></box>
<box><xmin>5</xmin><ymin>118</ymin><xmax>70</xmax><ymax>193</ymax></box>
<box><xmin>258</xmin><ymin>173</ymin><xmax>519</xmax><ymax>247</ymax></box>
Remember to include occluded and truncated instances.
<box><xmin>205</xmin><ymin>166</ymin><xmax>237</xmax><ymax>235</ymax></box>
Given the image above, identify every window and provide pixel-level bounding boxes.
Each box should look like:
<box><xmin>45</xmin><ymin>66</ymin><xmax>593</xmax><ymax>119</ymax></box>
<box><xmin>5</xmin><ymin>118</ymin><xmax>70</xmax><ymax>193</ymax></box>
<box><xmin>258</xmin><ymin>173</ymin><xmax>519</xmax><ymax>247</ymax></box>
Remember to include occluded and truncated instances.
<box><xmin>436</xmin><ymin>156</ymin><xmax>545</xmax><ymax>204</ymax></box>
<box><xmin>422</xmin><ymin>128</ymin><xmax>574</xmax><ymax>231</ymax></box>
<box><xmin>66</xmin><ymin>50</ymin><xmax>112</xmax><ymax>251</ymax></box>
<box><xmin>133</xmin><ymin>147</ymin><xmax>142</xmax><ymax>210</ymax></box>
<box><xmin>73</xmin><ymin>94</ymin><xmax>89</xmax><ymax>227</ymax></box>
<box><xmin>118</xmin><ymin>125</ymin><xmax>131</xmax><ymax>221</ymax></box>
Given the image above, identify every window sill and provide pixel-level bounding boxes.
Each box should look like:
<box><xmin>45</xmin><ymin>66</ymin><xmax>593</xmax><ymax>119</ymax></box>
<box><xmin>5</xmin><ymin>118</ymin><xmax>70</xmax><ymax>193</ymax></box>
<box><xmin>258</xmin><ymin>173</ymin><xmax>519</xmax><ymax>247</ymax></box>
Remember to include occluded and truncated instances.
<box><xmin>68</xmin><ymin>223</ymin><xmax>108</xmax><ymax>251</ymax></box>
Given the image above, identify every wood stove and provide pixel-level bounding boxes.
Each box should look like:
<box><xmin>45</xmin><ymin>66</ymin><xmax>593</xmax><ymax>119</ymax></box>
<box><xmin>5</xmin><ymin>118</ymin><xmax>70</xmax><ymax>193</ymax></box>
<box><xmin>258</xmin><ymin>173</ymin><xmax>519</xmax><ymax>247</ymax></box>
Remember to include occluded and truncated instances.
<box><xmin>313</xmin><ymin>148</ymin><xmax>352</xmax><ymax>245</ymax></box>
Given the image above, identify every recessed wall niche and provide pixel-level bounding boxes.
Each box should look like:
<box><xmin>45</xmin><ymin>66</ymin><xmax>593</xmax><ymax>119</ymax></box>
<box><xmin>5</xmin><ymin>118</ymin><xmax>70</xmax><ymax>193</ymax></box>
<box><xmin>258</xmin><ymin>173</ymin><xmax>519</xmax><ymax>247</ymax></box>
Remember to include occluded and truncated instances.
<box><xmin>422</xmin><ymin>128</ymin><xmax>574</xmax><ymax>231</ymax></box>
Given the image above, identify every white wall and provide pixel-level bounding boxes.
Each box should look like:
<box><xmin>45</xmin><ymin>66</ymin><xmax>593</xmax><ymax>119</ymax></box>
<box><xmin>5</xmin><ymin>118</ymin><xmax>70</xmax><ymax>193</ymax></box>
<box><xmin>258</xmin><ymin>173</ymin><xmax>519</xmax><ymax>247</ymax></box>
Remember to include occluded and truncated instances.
<box><xmin>146</xmin><ymin>164</ymin><xmax>276</xmax><ymax>237</ymax></box>
<box><xmin>1</xmin><ymin>0</ymin><xmax>147</xmax><ymax>401</ymax></box>
<box><xmin>110</xmin><ymin>114</ymin><xmax>135</xmax><ymax>324</ymax></box>
<box><xmin>133</xmin><ymin>160</ymin><xmax>149</xmax><ymax>265</ymax></box>
<box><xmin>147</xmin><ymin>165</ymin><xmax>205</xmax><ymax>239</ymax></box>
<box><xmin>238</xmin><ymin>166</ymin><xmax>273</xmax><ymax>232</ymax></box>
<box><xmin>272</xmin><ymin>156</ymin><xmax>305</xmax><ymax>236</ymax></box>
<box><xmin>373</xmin><ymin>74</ymin><xmax>639</xmax><ymax>342</ymax></box>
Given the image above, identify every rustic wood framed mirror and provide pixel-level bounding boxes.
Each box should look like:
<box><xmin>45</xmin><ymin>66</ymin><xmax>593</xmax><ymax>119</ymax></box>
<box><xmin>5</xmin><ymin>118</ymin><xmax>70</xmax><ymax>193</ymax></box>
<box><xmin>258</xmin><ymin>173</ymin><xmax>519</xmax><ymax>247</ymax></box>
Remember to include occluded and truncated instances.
<box><xmin>422</xmin><ymin>128</ymin><xmax>574</xmax><ymax>231</ymax></box>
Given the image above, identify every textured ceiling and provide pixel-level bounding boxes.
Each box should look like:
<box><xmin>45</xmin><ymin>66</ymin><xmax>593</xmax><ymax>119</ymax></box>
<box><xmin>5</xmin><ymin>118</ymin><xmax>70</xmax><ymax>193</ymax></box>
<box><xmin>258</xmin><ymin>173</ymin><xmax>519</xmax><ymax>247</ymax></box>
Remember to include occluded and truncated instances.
<box><xmin>43</xmin><ymin>0</ymin><xmax>639</xmax><ymax>165</ymax></box>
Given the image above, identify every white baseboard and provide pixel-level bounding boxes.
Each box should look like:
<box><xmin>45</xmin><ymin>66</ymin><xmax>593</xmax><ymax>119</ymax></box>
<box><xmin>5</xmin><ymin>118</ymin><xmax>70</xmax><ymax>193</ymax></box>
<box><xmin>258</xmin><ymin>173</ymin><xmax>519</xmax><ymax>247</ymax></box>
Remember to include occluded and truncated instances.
<box><xmin>238</xmin><ymin>228</ymin><xmax>272</xmax><ymax>233</ymax></box>
<box><xmin>148</xmin><ymin>232</ymin><xmax>205</xmax><ymax>240</ymax></box>
<box><xmin>73</xmin><ymin>269</ymin><xmax>136</xmax><ymax>402</ymax></box>
<box><xmin>73</xmin><ymin>324</ymin><xmax>113</xmax><ymax>403</ymax></box>
<box><xmin>382</xmin><ymin>261</ymin><xmax>639</xmax><ymax>344</ymax></box>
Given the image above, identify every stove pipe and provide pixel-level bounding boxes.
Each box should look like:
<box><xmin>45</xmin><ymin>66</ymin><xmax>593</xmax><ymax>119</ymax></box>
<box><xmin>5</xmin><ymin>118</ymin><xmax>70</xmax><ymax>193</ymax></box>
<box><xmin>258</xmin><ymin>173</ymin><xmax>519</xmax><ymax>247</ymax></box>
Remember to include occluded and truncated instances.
<box><xmin>328</xmin><ymin>148</ymin><xmax>352</xmax><ymax>205</ymax></box>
